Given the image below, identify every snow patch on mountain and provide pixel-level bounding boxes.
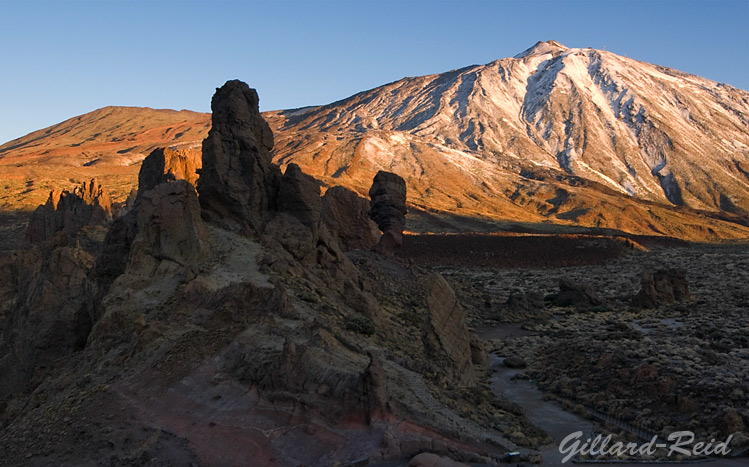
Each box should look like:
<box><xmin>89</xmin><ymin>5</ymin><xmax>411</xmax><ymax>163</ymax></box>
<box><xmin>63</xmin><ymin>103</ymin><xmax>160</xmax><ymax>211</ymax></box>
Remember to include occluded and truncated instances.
<box><xmin>269</xmin><ymin>41</ymin><xmax>749</xmax><ymax>216</ymax></box>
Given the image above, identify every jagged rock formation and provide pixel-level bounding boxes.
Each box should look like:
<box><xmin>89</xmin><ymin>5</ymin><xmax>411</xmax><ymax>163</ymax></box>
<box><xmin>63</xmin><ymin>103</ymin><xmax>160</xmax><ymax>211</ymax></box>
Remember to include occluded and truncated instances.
<box><xmin>25</xmin><ymin>179</ymin><xmax>112</xmax><ymax>244</ymax></box>
<box><xmin>136</xmin><ymin>146</ymin><xmax>202</xmax><ymax>197</ymax></box>
<box><xmin>632</xmin><ymin>268</ymin><xmax>691</xmax><ymax>308</ymax></box>
<box><xmin>320</xmin><ymin>186</ymin><xmax>380</xmax><ymax>252</ymax></box>
<box><xmin>198</xmin><ymin>80</ymin><xmax>280</xmax><ymax>233</ymax></box>
<box><xmin>0</xmin><ymin>81</ymin><xmax>515</xmax><ymax>467</ymax></box>
<box><xmin>369</xmin><ymin>171</ymin><xmax>408</xmax><ymax>256</ymax></box>
<box><xmin>0</xmin><ymin>246</ymin><xmax>95</xmax><ymax>399</ymax></box>
<box><xmin>0</xmin><ymin>179</ymin><xmax>115</xmax><ymax>400</ymax></box>
<box><xmin>94</xmin><ymin>144</ymin><xmax>204</xmax><ymax>298</ymax></box>
<box><xmin>91</xmin><ymin>211</ymin><xmax>138</xmax><ymax>300</ymax></box>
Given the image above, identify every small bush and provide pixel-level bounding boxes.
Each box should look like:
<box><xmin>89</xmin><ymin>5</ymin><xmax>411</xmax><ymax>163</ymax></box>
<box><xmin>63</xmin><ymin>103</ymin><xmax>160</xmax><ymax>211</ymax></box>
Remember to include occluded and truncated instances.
<box><xmin>344</xmin><ymin>314</ymin><xmax>375</xmax><ymax>335</ymax></box>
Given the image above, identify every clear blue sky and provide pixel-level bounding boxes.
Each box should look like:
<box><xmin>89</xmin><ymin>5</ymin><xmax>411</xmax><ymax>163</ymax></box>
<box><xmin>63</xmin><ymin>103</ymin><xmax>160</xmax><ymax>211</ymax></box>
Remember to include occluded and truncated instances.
<box><xmin>1</xmin><ymin>0</ymin><xmax>747</xmax><ymax>145</ymax></box>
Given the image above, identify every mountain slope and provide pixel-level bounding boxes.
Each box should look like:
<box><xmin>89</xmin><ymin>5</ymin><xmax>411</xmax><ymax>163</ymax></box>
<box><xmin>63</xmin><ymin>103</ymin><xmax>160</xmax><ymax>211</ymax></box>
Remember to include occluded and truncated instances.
<box><xmin>265</xmin><ymin>40</ymin><xmax>749</xmax><ymax>239</ymax></box>
<box><xmin>0</xmin><ymin>107</ymin><xmax>210</xmax><ymax>210</ymax></box>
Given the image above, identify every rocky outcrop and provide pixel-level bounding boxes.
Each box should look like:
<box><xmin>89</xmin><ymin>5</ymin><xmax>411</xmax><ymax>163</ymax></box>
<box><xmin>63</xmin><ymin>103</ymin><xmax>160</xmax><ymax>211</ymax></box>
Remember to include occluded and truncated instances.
<box><xmin>94</xmin><ymin>146</ymin><xmax>203</xmax><ymax>298</ymax></box>
<box><xmin>422</xmin><ymin>273</ymin><xmax>474</xmax><ymax>386</ymax></box>
<box><xmin>130</xmin><ymin>180</ymin><xmax>206</xmax><ymax>266</ymax></box>
<box><xmin>197</xmin><ymin>80</ymin><xmax>280</xmax><ymax>233</ymax></box>
<box><xmin>25</xmin><ymin>179</ymin><xmax>112</xmax><ymax>244</ymax></box>
<box><xmin>369</xmin><ymin>171</ymin><xmax>407</xmax><ymax>256</ymax></box>
<box><xmin>0</xmin><ymin>246</ymin><xmax>95</xmax><ymax>400</ymax></box>
<box><xmin>137</xmin><ymin>146</ymin><xmax>202</xmax><ymax>196</ymax></box>
<box><xmin>277</xmin><ymin>163</ymin><xmax>322</xmax><ymax>229</ymax></box>
<box><xmin>363</xmin><ymin>351</ymin><xmax>389</xmax><ymax>416</ymax></box>
<box><xmin>632</xmin><ymin>269</ymin><xmax>691</xmax><ymax>308</ymax></box>
<box><xmin>321</xmin><ymin>186</ymin><xmax>380</xmax><ymax>252</ymax></box>
<box><xmin>2</xmin><ymin>178</ymin><xmax>112</xmax><ymax>402</ymax></box>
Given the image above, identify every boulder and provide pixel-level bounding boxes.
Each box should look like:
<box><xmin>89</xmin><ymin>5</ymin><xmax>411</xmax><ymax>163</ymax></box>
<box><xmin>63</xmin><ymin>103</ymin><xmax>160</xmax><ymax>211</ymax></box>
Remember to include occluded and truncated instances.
<box><xmin>632</xmin><ymin>269</ymin><xmax>691</xmax><ymax>308</ymax></box>
<box><xmin>505</xmin><ymin>291</ymin><xmax>545</xmax><ymax>311</ymax></box>
<box><xmin>197</xmin><ymin>80</ymin><xmax>280</xmax><ymax>233</ymax></box>
<box><xmin>278</xmin><ymin>163</ymin><xmax>322</xmax><ymax>229</ymax></box>
<box><xmin>422</xmin><ymin>273</ymin><xmax>474</xmax><ymax>386</ymax></box>
<box><xmin>25</xmin><ymin>179</ymin><xmax>112</xmax><ymax>244</ymax></box>
<box><xmin>321</xmin><ymin>186</ymin><xmax>379</xmax><ymax>252</ymax></box>
<box><xmin>369</xmin><ymin>171</ymin><xmax>407</xmax><ymax>256</ymax></box>
<box><xmin>469</xmin><ymin>336</ymin><xmax>490</xmax><ymax>367</ymax></box>
<box><xmin>550</xmin><ymin>277</ymin><xmax>604</xmax><ymax>308</ymax></box>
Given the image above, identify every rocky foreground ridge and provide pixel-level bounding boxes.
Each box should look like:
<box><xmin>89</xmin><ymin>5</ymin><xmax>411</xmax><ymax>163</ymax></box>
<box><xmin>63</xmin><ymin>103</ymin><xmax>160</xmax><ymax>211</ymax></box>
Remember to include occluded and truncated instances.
<box><xmin>0</xmin><ymin>81</ymin><xmax>544</xmax><ymax>466</ymax></box>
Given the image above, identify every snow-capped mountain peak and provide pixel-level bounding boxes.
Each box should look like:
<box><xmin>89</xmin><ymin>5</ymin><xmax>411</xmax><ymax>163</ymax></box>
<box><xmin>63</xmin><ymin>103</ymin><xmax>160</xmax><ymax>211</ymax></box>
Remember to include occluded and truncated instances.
<box><xmin>514</xmin><ymin>39</ymin><xmax>569</xmax><ymax>59</ymax></box>
<box><xmin>264</xmin><ymin>41</ymin><xmax>749</xmax><ymax>238</ymax></box>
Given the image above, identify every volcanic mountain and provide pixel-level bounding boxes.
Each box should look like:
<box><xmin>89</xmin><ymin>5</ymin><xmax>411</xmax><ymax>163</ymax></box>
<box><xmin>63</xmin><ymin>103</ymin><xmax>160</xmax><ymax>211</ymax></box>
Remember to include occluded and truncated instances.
<box><xmin>2</xmin><ymin>40</ymin><xmax>749</xmax><ymax>239</ymax></box>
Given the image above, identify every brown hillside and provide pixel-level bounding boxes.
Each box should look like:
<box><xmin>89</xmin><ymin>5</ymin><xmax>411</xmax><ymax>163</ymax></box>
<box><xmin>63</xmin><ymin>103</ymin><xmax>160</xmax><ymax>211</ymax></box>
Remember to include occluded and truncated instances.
<box><xmin>0</xmin><ymin>106</ymin><xmax>210</xmax><ymax>211</ymax></box>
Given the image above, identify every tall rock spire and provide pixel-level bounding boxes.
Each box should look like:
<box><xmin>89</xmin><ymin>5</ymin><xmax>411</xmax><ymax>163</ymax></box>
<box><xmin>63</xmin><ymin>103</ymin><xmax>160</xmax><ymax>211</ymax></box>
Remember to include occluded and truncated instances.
<box><xmin>197</xmin><ymin>80</ymin><xmax>280</xmax><ymax>233</ymax></box>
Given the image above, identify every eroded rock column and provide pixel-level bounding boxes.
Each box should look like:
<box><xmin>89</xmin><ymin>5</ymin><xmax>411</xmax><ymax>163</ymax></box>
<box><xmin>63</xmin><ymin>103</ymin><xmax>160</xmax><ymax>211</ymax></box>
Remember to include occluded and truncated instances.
<box><xmin>368</xmin><ymin>171</ymin><xmax>407</xmax><ymax>257</ymax></box>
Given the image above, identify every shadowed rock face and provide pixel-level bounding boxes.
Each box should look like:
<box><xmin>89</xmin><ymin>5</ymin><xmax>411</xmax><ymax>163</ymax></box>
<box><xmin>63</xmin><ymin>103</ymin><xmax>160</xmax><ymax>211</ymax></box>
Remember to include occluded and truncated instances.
<box><xmin>321</xmin><ymin>186</ymin><xmax>380</xmax><ymax>252</ymax></box>
<box><xmin>198</xmin><ymin>80</ymin><xmax>280</xmax><ymax>233</ymax></box>
<box><xmin>131</xmin><ymin>180</ymin><xmax>206</xmax><ymax>266</ymax></box>
<box><xmin>25</xmin><ymin>179</ymin><xmax>112</xmax><ymax>244</ymax></box>
<box><xmin>369</xmin><ymin>171</ymin><xmax>407</xmax><ymax>256</ymax></box>
<box><xmin>95</xmin><ymin>146</ymin><xmax>203</xmax><ymax>298</ymax></box>
<box><xmin>278</xmin><ymin>163</ymin><xmax>322</xmax><ymax>229</ymax></box>
<box><xmin>1</xmin><ymin>180</ymin><xmax>112</xmax><ymax>402</ymax></box>
<box><xmin>422</xmin><ymin>273</ymin><xmax>474</xmax><ymax>386</ymax></box>
<box><xmin>0</xmin><ymin>247</ymin><xmax>96</xmax><ymax>401</ymax></box>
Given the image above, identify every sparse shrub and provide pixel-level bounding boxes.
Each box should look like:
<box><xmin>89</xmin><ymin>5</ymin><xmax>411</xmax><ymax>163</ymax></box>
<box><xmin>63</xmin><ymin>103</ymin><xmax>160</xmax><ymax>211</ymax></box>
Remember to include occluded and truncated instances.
<box><xmin>298</xmin><ymin>290</ymin><xmax>319</xmax><ymax>303</ymax></box>
<box><xmin>344</xmin><ymin>314</ymin><xmax>375</xmax><ymax>335</ymax></box>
